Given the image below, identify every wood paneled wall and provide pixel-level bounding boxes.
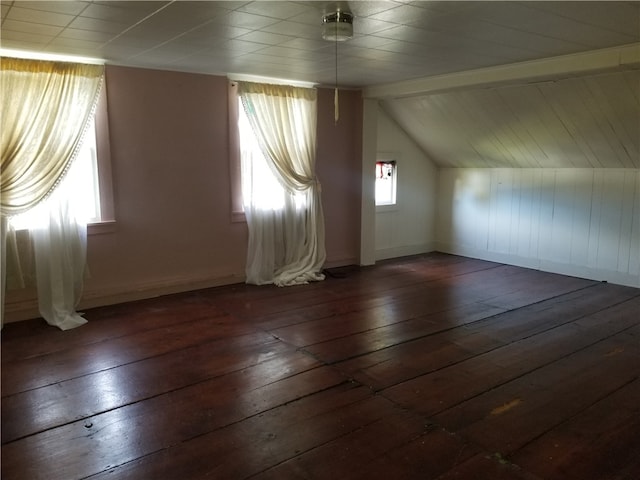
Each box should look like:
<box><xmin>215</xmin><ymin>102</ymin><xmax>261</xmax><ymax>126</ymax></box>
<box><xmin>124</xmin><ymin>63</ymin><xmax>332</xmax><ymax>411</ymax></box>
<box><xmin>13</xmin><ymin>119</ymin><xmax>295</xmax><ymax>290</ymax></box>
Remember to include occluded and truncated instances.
<box><xmin>383</xmin><ymin>70</ymin><xmax>639</xmax><ymax>169</ymax></box>
<box><xmin>436</xmin><ymin>168</ymin><xmax>640</xmax><ymax>287</ymax></box>
<box><xmin>375</xmin><ymin>109</ymin><xmax>438</xmax><ymax>260</ymax></box>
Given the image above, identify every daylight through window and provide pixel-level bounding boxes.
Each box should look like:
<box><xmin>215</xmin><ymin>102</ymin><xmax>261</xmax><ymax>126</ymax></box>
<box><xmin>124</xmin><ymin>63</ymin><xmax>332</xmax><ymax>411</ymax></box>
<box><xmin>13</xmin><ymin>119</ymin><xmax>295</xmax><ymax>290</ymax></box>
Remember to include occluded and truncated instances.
<box><xmin>8</xmin><ymin>115</ymin><xmax>101</xmax><ymax>229</ymax></box>
<box><xmin>375</xmin><ymin>160</ymin><xmax>397</xmax><ymax>206</ymax></box>
<box><xmin>238</xmin><ymin>98</ymin><xmax>306</xmax><ymax>212</ymax></box>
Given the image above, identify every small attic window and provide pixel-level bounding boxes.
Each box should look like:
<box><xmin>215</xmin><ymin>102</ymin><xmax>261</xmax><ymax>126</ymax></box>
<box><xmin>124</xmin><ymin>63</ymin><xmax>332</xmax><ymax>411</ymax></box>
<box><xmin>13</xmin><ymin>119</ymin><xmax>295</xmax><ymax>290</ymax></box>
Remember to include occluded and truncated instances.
<box><xmin>375</xmin><ymin>160</ymin><xmax>397</xmax><ymax>206</ymax></box>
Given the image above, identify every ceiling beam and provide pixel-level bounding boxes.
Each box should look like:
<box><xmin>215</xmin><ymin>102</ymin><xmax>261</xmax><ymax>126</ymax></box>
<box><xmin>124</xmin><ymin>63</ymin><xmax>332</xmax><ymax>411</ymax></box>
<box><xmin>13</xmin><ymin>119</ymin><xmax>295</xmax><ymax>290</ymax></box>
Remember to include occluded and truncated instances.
<box><xmin>364</xmin><ymin>43</ymin><xmax>640</xmax><ymax>99</ymax></box>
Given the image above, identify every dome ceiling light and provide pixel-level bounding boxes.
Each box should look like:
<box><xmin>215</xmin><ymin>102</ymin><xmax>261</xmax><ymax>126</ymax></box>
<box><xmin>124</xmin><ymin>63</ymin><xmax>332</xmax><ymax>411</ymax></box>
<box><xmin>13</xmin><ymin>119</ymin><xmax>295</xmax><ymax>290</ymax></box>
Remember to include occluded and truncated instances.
<box><xmin>321</xmin><ymin>10</ymin><xmax>354</xmax><ymax>42</ymax></box>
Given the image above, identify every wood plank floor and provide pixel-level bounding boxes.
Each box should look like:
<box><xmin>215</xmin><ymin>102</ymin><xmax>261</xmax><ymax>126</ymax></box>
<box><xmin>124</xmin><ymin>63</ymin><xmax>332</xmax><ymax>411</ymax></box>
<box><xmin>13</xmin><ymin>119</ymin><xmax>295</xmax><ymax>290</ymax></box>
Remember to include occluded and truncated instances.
<box><xmin>2</xmin><ymin>253</ymin><xmax>639</xmax><ymax>480</ymax></box>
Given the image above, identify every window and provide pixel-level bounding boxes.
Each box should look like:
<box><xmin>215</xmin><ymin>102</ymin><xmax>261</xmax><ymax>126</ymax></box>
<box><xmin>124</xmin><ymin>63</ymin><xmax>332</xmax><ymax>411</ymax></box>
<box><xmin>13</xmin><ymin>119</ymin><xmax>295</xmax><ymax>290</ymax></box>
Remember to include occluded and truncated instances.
<box><xmin>375</xmin><ymin>160</ymin><xmax>397</xmax><ymax>206</ymax></box>
<box><xmin>7</xmin><ymin>84</ymin><xmax>115</xmax><ymax>233</ymax></box>
<box><xmin>228</xmin><ymin>78</ymin><xmax>317</xmax><ymax>223</ymax></box>
<box><xmin>237</xmin><ymin>98</ymin><xmax>307</xmax><ymax>213</ymax></box>
<box><xmin>238</xmin><ymin>98</ymin><xmax>291</xmax><ymax>211</ymax></box>
<box><xmin>8</xmin><ymin>117</ymin><xmax>100</xmax><ymax>229</ymax></box>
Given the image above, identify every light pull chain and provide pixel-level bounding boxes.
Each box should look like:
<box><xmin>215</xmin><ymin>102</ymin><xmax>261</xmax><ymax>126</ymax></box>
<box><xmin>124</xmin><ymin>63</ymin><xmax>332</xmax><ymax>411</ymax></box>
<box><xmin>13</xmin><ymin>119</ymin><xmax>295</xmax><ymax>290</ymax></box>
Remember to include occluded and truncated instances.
<box><xmin>334</xmin><ymin>20</ymin><xmax>339</xmax><ymax>124</ymax></box>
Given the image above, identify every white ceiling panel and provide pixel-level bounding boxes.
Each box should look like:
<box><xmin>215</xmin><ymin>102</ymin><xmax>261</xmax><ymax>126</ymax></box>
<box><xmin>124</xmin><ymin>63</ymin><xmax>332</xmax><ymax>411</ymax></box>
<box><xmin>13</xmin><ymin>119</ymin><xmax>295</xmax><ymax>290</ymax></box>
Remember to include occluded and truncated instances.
<box><xmin>65</xmin><ymin>15</ymin><xmax>130</xmax><ymax>34</ymax></box>
<box><xmin>2</xmin><ymin>17</ymin><xmax>64</xmax><ymax>36</ymax></box>
<box><xmin>237</xmin><ymin>1</ymin><xmax>312</xmax><ymax>19</ymax></box>
<box><xmin>1</xmin><ymin>1</ymin><xmax>637</xmax><ymax>87</ymax></box>
<box><xmin>79</xmin><ymin>2</ymin><xmax>159</xmax><ymax>23</ymax></box>
<box><xmin>531</xmin><ymin>1</ymin><xmax>640</xmax><ymax>37</ymax></box>
<box><xmin>17</xmin><ymin>0</ymin><xmax>90</xmax><ymax>15</ymax></box>
<box><xmin>5</xmin><ymin>5</ymin><xmax>77</xmax><ymax>26</ymax></box>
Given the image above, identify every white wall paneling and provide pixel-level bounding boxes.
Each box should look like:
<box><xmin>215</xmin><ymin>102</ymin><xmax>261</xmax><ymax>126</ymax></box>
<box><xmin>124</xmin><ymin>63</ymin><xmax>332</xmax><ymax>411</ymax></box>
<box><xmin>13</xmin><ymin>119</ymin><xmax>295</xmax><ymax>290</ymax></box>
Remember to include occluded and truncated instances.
<box><xmin>382</xmin><ymin>70</ymin><xmax>640</xmax><ymax>170</ymax></box>
<box><xmin>436</xmin><ymin>168</ymin><xmax>640</xmax><ymax>287</ymax></box>
<box><xmin>360</xmin><ymin>98</ymin><xmax>378</xmax><ymax>266</ymax></box>
<box><xmin>375</xmin><ymin>109</ymin><xmax>438</xmax><ymax>261</ymax></box>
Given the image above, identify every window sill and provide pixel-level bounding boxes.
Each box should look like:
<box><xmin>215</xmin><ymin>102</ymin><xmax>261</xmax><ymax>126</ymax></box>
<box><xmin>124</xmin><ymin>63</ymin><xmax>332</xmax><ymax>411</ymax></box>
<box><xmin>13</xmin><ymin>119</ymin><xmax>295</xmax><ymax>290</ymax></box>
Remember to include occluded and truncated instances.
<box><xmin>231</xmin><ymin>211</ymin><xmax>246</xmax><ymax>223</ymax></box>
<box><xmin>10</xmin><ymin>220</ymin><xmax>117</xmax><ymax>235</ymax></box>
<box><xmin>88</xmin><ymin>220</ymin><xmax>117</xmax><ymax>235</ymax></box>
<box><xmin>375</xmin><ymin>204</ymin><xmax>398</xmax><ymax>213</ymax></box>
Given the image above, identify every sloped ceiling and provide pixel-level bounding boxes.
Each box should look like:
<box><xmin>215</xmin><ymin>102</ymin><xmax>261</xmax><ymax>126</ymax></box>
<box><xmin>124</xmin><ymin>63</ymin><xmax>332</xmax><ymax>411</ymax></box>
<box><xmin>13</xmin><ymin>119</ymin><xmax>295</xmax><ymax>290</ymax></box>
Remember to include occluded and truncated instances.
<box><xmin>381</xmin><ymin>69</ymin><xmax>640</xmax><ymax>168</ymax></box>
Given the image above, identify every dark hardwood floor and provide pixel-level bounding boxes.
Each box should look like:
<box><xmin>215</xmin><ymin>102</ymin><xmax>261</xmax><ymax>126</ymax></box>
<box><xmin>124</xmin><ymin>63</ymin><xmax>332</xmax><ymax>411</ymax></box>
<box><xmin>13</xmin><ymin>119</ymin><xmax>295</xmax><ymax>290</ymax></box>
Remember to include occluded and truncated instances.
<box><xmin>2</xmin><ymin>253</ymin><xmax>639</xmax><ymax>479</ymax></box>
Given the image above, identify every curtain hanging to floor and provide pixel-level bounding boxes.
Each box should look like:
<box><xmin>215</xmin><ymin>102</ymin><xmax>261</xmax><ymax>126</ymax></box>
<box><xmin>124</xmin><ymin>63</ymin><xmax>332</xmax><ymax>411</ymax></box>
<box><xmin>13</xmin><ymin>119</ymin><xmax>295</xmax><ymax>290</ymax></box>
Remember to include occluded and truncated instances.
<box><xmin>237</xmin><ymin>81</ymin><xmax>326</xmax><ymax>286</ymax></box>
<box><xmin>1</xmin><ymin>57</ymin><xmax>104</xmax><ymax>329</ymax></box>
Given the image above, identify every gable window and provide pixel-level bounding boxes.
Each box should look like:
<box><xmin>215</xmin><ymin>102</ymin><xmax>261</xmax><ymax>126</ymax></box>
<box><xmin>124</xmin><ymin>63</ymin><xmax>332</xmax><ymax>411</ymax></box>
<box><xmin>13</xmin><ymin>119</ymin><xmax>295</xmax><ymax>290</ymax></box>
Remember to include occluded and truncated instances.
<box><xmin>375</xmin><ymin>160</ymin><xmax>397</xmax><ymax>206</ymax></box>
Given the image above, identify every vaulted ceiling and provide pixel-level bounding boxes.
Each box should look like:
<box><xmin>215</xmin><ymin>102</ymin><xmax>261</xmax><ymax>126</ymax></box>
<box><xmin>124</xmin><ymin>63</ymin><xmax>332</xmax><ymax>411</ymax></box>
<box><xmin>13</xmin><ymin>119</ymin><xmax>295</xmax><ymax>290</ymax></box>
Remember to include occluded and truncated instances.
<box><xmin>382</xmin><ymin>69</ymin><xmax>640</xmax><ymax>168</ymax></box>
<box><xmin>2</xmin><ymin>1</ymin><xmax>639</xmax><ymax>168</ymax></box>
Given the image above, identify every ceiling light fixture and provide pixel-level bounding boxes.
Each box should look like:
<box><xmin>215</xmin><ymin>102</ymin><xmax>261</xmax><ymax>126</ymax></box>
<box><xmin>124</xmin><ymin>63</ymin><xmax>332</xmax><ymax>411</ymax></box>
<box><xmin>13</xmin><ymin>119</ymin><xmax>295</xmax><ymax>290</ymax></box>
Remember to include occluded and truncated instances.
<box><xmin>322</xmin><ymin>10</ymin><xmax>354</xmax><ymax>42</ymax></box>
<box><xmin>322</xmin><ymin>9</ymin><xmax>354</xmax><ymax>125</ymax></box>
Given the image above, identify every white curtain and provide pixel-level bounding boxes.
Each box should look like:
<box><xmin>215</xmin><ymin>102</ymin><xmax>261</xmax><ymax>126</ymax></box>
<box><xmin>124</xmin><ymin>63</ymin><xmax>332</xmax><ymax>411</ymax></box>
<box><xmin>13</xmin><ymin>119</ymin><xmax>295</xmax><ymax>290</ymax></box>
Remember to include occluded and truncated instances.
<box><xmin>238</xmin><ymin>82</ymin><xmax>326</xmax><ymax>286</ymax></box>
<box><xmin>1</xmin><ymin>57</ymin><xmax>103</xmax><ymax>329</ymax></box>
<box><xmin>0</xmin><ymin>216</ymin><xmax>6</xmax><ymax>329</ymax></box>
<box><xmin>29</xmin><ymin>171</ymin><xmax>89</xmax><ymax>330</ymax></box>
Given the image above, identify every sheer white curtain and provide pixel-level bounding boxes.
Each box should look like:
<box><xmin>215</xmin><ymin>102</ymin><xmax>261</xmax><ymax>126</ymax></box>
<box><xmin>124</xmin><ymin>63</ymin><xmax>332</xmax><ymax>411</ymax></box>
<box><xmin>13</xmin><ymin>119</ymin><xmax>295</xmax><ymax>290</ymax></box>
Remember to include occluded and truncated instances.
<box><xmin>238</xmin><ymin>82</ymin><xmax>326</xmax><ymax>286</ymax></box>
<box><xmin>1</xmin><ymin>57</ymin><xmax>103</xmax><ymax>329</ymax></box>
<box><xmin>25</xmin><ymin>168</ymin><xmax>89</xmax><ymax>330</ymax></box>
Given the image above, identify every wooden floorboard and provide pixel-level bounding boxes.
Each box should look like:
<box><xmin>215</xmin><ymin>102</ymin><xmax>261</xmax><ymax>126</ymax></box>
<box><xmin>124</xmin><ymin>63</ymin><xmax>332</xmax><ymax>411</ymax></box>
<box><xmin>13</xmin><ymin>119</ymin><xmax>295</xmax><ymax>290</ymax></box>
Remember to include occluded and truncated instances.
<box><xmin>512</xmin><ymin>378</ymin><xmax>640</xmax><ymax>480</ymax></box>
<box><xmin>2</xmin><ymin>253</ymin><xmax>639</xmax><ymax>479</ymax></box>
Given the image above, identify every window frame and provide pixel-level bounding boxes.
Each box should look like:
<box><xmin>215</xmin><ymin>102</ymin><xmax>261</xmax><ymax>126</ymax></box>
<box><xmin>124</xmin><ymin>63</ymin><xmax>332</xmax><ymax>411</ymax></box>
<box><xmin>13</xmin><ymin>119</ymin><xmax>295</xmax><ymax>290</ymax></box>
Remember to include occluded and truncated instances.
<box><xmin>228</xmin><ymin>78</ymin><xmax>317</xmax><ymax>223</ymax></box>
<box><xmin>7</xmin><ymin>80</ymin><xmax>116</xmax><ymax>235</ymax></box>
<box><xmin>228</xmin><ymin>81</ymin><xmax>246</xmax><ymax>223</ymax></box>
<box><xmin>375</xmin><ymin>158</ymin><xmax>398</xmax><ymax>209</ymax></box>
<box><xmin>87</xmin><ymin>80</ymin><xmax>116</xmax><ymax>235</ymax></box>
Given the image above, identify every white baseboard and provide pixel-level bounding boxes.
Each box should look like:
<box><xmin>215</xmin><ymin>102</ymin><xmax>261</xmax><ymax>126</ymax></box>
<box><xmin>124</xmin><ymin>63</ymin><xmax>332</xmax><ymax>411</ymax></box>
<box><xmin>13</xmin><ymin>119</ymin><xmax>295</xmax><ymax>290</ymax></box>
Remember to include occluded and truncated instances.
<box><xmin>435</xmin><ymin>242</ymin><xmax>640</xmax><ymax>288</ymax></box>
<box><xmin>2</xmin><ymin>254</ymin><xmax>366</xmax><ymax>324</ymax></box>
<box><xmin>375</xmin><ymin>243</ymin><xmax>436</xmax><ymax>262</ymax></box>
<box><xmin>324</xmin><ymin>252</ymin><xmax>359</xmax><ymax>269</ymax></box>
<box><xmin>3</xmin><ymin>270</ymin><xmax>246</xmax><ymax>323</ymax></box>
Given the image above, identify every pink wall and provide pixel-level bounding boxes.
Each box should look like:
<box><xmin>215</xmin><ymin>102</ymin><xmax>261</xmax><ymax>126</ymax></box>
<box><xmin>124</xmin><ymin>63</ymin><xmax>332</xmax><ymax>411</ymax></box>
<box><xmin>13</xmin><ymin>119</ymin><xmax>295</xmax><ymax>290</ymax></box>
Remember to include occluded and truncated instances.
<box><xmin>83</xmin><ymin>66</ymin><xmax>246</xmax><ymax>304</ymax></box>
<box><xmin>5</xmin><ymin>66</ymin><xmax>363</xmax><ymax>319</ymax></box>
<box><xmin>317</xmin><ymin>88</ymin><xmax>363</xmax><ymax>267</ymax></box>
